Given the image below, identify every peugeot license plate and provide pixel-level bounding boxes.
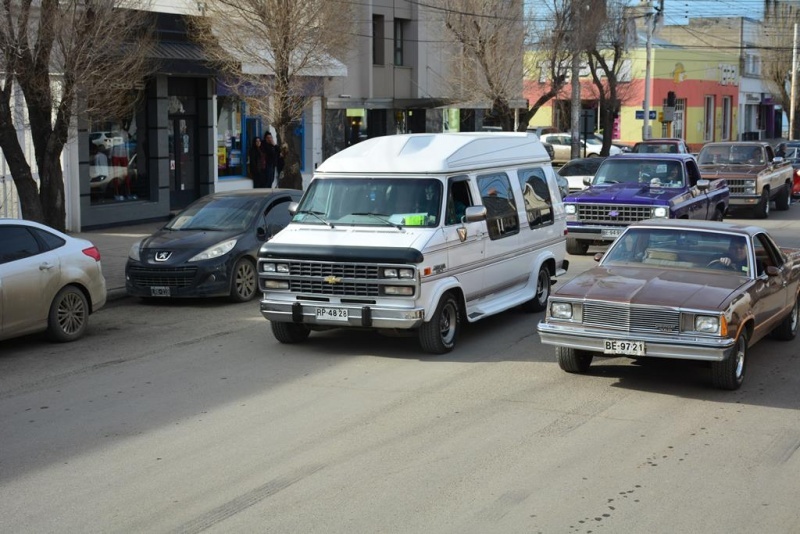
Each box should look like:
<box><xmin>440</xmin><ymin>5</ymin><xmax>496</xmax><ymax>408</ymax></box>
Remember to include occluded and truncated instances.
<box><xmin>604</xmin><ymin>339</ymin><xmax>645</xmax><ymax>356</ymax></box>
<box><xmin>601</xmin><ymin>228</ymin><xmax>623</xmax><ymax>238</ymax></box>
<box><xmin>150</xmin><ymin>286</ymin><xmax>171</xmax><ymax>297</ymax></box>
<box><xmin>316</xmin><ymin>307</ymin><xmax>348</xmax><ymax>322</ymax></box>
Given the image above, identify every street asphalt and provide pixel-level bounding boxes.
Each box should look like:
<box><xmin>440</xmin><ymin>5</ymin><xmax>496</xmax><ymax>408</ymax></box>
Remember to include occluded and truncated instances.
<box><xmin>73</xmin><ymin>221</ymin><xmax>165</xmax><ymax>301</ymax></box>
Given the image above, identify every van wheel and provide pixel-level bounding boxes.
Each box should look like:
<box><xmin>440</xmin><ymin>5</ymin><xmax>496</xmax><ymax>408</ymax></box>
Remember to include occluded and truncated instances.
<box><xmin>271</xmin><ymin>321</ymin><xmax>311</xmax><ymax>343</ymax></box>
<box><xmin>46</xmin><ymin>286</ymin><xmax>89</xmax><ymax>342</ymax></box>
<box><xmin>522</xmin><ymin>266</ymin><xmax>551</xmax><ymax>313</ymax></box>
<box><xmin>566</xmin><ymin>238</ymin><xmax>589</xmax><ymax>255</ymax></box>
<box><xmin>556</xmin><ymin>346</ymin><xmax>593</xmax><ymax>373</ymax></box>
<box><xmin>775</xmin><ymin>184</ymin><xmax>791</xmax><ymax>211</ymax></box>
<box><xmin>419</xmin><ymin>293</ymin><xmax>459</xmax><ymax>354</ymax></box>
<box><xmin>711</xmin><ymin>331</ymin><xmax>746</xmax><ymax>390</ymax></box>
<box><xmin>754</xmin><ymin>189</ymin><xmax>770</xmax><ymax>219</ymax></box>
<box><xmin>229</xmin><ymin>258</ymin><xmax>257</xmax><ymax>302</ymax></box>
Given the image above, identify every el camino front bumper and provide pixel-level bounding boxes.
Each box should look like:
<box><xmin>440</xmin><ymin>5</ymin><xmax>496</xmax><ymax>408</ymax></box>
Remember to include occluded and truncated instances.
<box><xmin>537</xmin><ymin>321</ymin><xmax>737</xmax><ymax>362</ymax></box>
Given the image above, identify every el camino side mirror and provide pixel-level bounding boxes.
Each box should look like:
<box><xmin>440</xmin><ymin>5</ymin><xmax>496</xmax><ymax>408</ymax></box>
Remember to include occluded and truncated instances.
<box><xmin>593</xmin><ymin>252</ymin><xmax>604</xmax><ymax>262</ymax></box>
<box><xmin>766</xmin><ymin>265</ymin><xmax>781</xmax><ymax>277</ymax></box>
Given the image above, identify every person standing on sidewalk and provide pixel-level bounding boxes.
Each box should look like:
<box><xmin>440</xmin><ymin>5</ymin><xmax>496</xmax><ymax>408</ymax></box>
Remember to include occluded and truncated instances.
<box><xmin>249</xmin><ymin>137</ymin><xmax>267</xmax><ymax>188</ymax></box>
<box><xmin>264</xmin><ymin>132</ymin><xmax>278</xmax><ymax>187</ymax></box>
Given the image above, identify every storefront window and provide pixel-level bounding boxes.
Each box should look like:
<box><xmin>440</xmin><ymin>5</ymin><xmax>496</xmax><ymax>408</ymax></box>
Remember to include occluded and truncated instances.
<box><xmin>217</xmin><ymin>96</ymin><xmax>243</xmax><ymax>177</ymax></box>
<box><xmin>88</xmin><ymin>113</ymin><xmax>148</xmax><ymax>205</ymax></box>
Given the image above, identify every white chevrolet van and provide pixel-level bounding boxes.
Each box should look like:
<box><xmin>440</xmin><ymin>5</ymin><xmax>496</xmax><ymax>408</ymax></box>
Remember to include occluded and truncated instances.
<box><xmin>258</xmin><ymin>132</ymin><xmax>568</xmax><ymax>353</ymax></box>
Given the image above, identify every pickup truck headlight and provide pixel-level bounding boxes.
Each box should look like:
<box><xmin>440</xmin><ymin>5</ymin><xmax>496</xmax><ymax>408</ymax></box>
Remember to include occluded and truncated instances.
<box><xmin>652</xmin><ymin>206</ymin><xmax>668</xmax><ymax>218</ymax></box>
<box><xmin>564</xmin><ymin>204</ymin><xmax>577</xmax><ymax>215</ymax></box>
<box><xmin>550</xmin><ymin>302</ymin><xmax>573</xmax><ymax>319</ymax></box>
<box><xmin>743</xmin><ymin>183</ymin><xmax>756</xmax><ymax>195</ymax></box>
<box><xmin>695</xmin><ymin>315</ymin><xmax>720</xmax><ymax>333</ymax></box>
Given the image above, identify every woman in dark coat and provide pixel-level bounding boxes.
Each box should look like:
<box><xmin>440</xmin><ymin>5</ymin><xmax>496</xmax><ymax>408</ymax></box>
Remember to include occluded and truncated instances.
<box><xmin>249</xmin><ymin>137</ymin><xmax>267</xmax><ymax>187</ymax></box>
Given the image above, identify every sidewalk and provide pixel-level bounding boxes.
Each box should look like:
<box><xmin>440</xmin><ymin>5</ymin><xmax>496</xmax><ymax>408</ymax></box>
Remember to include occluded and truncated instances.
<box><xmin>73</xmin><ymin>221</ymin><xmax>165</xmax><ymax>301</ymax></box>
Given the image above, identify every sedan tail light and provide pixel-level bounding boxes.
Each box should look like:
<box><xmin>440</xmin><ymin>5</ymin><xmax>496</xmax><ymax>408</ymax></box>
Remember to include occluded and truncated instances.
<box><xmin>82</xmin><ymin>246</ymin><xmax>102</xmax><ymax>261</ymax></box>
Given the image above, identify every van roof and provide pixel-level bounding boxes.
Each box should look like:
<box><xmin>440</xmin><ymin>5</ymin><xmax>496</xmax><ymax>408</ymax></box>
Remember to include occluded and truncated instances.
<box><xmin>316</xmin><ymin>132</ymin><xmax>550</xmax><ymax>174</ymax></box>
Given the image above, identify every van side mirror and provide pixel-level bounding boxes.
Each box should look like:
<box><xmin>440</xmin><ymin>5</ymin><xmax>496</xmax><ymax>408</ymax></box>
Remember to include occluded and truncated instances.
<box><xmin>464</xmin><ymin>205</ymin><xmax>487</xmax><ymax>222</ymax></box>
<box><xmin>288</xmin><ymin>201</ymin><xmax>299</xmax><ymax>215</ymax></box>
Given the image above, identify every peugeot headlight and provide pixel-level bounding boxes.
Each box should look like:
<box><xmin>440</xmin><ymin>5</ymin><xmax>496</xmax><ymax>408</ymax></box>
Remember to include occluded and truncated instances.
<box><xmin>128</xmin><ymin>240</ymin><xmax>142</xmax><ymax>261</ymax></box>
<box><xmin>652</xmin><ymin>206</ymin><xmax>668</xmax><ymax>218</ymax></box>
<box><xmin>695</xmin><ymin>315</ymin><xmax>720</xmax><ymax>334</ymax></box>
<box><xmin>188</xmin><ymin>238</ymin><xmax>237</xmax><ymax>262</ymax></box>
<box><xmin>550</xmin><ymin>302</ymin><xmax>573</xmax><ymax>319</ymax></box>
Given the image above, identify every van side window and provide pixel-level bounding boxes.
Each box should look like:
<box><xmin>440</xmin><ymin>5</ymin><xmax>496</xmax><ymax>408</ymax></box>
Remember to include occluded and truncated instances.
<box><xmin>445</xmin><ymin>177</ymin><xmax>473</xmax><ymax>225</ymax></box>
<box><xmin>517</xmin><ymin>167</ymin><xmax>553</xmax><ymax>229</ymax></box>
<box><xmin>477</xmin><ymin>172</ymin><xmax>519</xmax><ymax>240</ymax></box>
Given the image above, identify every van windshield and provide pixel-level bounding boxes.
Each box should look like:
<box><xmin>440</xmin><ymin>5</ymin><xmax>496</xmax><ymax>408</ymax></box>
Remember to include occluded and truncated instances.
<box><xmin>294</xmin><ymin>178</ymin><xmax>442</xmax><ymax>227</ymax></box>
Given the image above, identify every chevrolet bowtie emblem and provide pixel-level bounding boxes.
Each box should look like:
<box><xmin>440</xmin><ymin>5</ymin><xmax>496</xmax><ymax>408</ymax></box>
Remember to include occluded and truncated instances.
<box><xmin>324</xmin><ymin>276</ymin><xmax>342</xmax><ymax>284</ymax></box>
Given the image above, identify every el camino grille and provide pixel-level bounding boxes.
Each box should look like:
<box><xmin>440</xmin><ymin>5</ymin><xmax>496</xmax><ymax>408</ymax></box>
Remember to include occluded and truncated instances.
<box><xmin>128</xmin><ymin>266</ymin><xmax>197</xmax><ymax>287</ymax></box>
<box><xmin>576</xmin><ymin>204</ymin><xmax>652</xmax><ymax>223</ymax></box>
<box><xmin>723</xmin><ymin>178</ymin><xmax>751</xmax><ymax>195</ymax></box>
<box><xmin>583</xmin><ymin>302</ymin><xmax>680</xmax><ymax>333</ymax></box>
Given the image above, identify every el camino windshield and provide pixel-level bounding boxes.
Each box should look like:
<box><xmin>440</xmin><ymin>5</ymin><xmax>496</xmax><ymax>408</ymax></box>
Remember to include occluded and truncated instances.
<box><xmin>593</xmin><ymin>160</ymin><xmax>685</xmax><ymax>187</ymax></box>
<box><xmin>604</xmin><ymin>228</ymin><xmax>751</xmax><ymax>276</ymax></box>
<box><xmin>294</xmin><ymin>178</ymin><xmax>442</xmax><ymax>227</ymax></box>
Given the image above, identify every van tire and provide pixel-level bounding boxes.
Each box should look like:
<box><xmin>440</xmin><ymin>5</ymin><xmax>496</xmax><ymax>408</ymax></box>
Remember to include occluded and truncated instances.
<box><xmin>522</xmin><ymin>266</ymin><xmax>551</xmax><ymax>313</ymax></box>
<box><xmin>271</xmin><ymin>321</ymin><xmax>311</xmax><ymax>343</ymax></box>
<box><xmin>556</xmin><ymin>346</ymin><xmax>593</xmax><ymax>373</ymax></box>
<box><xmin>419</xmin><ymin>293</ymin><xmax>459</xmax><ymax>354</ymax></box>
<box><xmin>566</xmin><ymin>238</ymin><xmax>589</xmax><ymax>255</ymax></box>
<box><xmin>775</xmin><ymin>184</ymin><xmax>791</xmax><ymax>211</ymax></box>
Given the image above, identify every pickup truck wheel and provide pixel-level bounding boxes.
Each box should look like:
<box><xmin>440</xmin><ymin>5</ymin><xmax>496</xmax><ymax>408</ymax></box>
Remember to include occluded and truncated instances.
<box><xmin>773</xmin><ymin>295</ymin><xmax>799</xmax><ymax>341</ymax></box>
<box><xmin>556</xmin><ymin>346</ymin><xmax>593</xmax><ymax>373</ymax></box>
<box><xmin>271</xmin><ymin>321</ymin><xmax>311</xmax><ymax>343</ymax></box>
<box><xmin>711</xmin><ymin>332</ymin><xmax>746</xmax><ymax>390</ymax></box>
<box><xmin>419</xmin><ymin>293</ymin><xmax>459</xmax><ymax>354</ymax></box>
<box><xmin>775</xmin><ymin>184</ymin><xmax>791</xmax><ymax>211</ymax></box>
<box><xmin>712</xmin><ymin>206</ymin><xmax>724</xmax><ymax>221</ymax></box>
<box><xmin>229</xmin><ymin>257</ymin><xmax>257</xmax><ymax>302</ymax></box>
<box><xmin>522</xmin><ymin>266</ymin><xmax>551</xmax><ymax>313</ymax></box>
<box><xmin>566</xmin><ymin>238</ymin><xmax>590</xmax><ymax>255</ymax></box>
<box><xmin>754</xmin><ymin>189</ymin><xmax>770</xmax><ymax>219</ymax></box>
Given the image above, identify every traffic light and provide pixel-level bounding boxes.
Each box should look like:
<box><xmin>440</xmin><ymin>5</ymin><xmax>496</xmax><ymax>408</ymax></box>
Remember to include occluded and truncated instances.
<box><xmin>667</xmin><ymin>91</ymin><xmax>676</xmax><ymax>107</ymax></box>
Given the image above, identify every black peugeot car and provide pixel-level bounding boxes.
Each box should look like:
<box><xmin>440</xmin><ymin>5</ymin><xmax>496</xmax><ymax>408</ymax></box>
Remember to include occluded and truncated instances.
<box><xmin>126</xmin><ymin>189</ymin><xmax>302</xmax><ymax>302</ymax></box>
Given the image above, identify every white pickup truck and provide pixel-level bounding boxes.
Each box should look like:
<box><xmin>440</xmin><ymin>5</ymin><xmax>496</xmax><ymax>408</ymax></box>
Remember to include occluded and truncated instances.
<box><xmin>697</xmin><ymin>141</ymin><xmax>793</xmax><ymax>218</ymax></box>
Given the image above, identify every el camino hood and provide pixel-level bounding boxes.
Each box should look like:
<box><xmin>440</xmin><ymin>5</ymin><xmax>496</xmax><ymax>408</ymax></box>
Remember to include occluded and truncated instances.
<box><xmin>141</xmin><ymin>229</ymin><xmax>242</xmax><ymax>249</ymax></box>
<box><xmin>556</xmin><ymin>267</ymin><xmax>746</xmax><ymax>310</ymax></box>
<box><xmin>566</xmin><ymin>182</ymin><xmax>679</xmax><ymax>203</ymax></box>
<box><xmin>265</xmin><ymin>224</ymin><xmax>433</xmax><ymax>253</ymax></box>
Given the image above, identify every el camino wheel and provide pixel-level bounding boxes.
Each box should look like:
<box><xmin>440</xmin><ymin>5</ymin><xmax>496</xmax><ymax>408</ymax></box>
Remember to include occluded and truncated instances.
<box><xmin>521</xmin><ymin>266</ymin><xmax>551</xmax><ymax>313</ymax></box>
<box><xmin>773</xmin><ymin>295</ymin><xmax>799</xmax><ymax>341</ymax></box>
<box><xmin>566</xmin><ymin>238</ymin><xmax>590</xmax><ymax>255</ymax></box>
<box><xmin>47</xmin><ymin>286</ymin><xmax>89</xmax><ymax>342</ymax></box>
<box><xmin>419</xmin><ymin>292</ymin><xmax>460</xmax><ymax>354</ymax></box>
<box><xmin>775</xmin><ymin>184</ymin><xmax>791</xmax><ymax>211</ymax></box>
<box><xmin>556</xmin><ymin>346</ymin><xmax>593</xmax><ymax>373</ymax></box>
<box><xmin>711</xmin><ymin>332</ymin><xmax>746</xmax><ymax>390</ymax></box>
<box><xmin>754</xmin><ymin>189</ymin><xmax>770</xmax><ymax>219</ymax></box>
<box><xmin>271</xmin><ymin>321</ymin><xmax>311</xmax><ymax>343</ymax></box>
<box><xmin>229</xmin><ymin>257</ymin><xmax>257</xmax><ymax>302</ymax></box>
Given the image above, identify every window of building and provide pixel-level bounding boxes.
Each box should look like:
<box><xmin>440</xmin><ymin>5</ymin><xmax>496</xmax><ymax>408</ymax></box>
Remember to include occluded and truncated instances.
<box><xmin>88</xmin><ymin>112</ymin><xmax>147</xmax><ymax>205</ymax></box>
<box><xmin>373</xmin><ymin>15</ymin><xmax>385</xmax><ymax>65</ymax></box>
<box><xmin>217</xmin><ymin>96</ymin><xmax>243</xmax><ymax>177</ymax></box>
<box><xmin>394</xmin><ymin>19</ymin><xmax>406</xmax><ymax>66</ymax></box>
<box><xmin>477</xmin><ymin>172</ymin><xmax>519</xmax><ymax>240</ymax></box>
<box><xmin>745</xmin><ymin>52</ymin><xmax>760</xmax><ymax>76</ymax></box>
<box><xmin>704</xmin><ymin>96</ymin><xmax>715</xmax><ymax>142</ymax></box>
<box><xmin>722</xmin><ymin>96</ymin><xmax>732</xmax><ymax>141</ymax></box>
<box><xmin>673</xmin><ymin>98</ymin><xmax>685</xmax><ymax>139</ymax></box>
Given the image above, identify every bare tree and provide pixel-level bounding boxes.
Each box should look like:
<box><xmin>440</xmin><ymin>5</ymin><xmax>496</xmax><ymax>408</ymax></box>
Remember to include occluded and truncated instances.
<box><xmin>762</xmin><ymin>0</ymin><xmax>800</xmax><ymax>139</ymax></box>
<box><xmin>0</xmin><ymin>1</ymin><xmax>154</xmax><ymax>231</ymax></box>
<box><xmin>190</xmin><ymin>0</ymin><xmax>355</xmax><ymax>189</ymax></box>
<box><xmin>431</xmin><ymin>0</ymin><xmax>525</xmax><ymax>131</ymax></box>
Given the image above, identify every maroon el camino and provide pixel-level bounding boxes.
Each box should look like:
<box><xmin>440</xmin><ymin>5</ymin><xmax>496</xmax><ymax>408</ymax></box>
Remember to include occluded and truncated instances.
<box><xmin>538</xmin><ymin>219</ymin><xmax>800</xmax><ymax>390</ymax></box>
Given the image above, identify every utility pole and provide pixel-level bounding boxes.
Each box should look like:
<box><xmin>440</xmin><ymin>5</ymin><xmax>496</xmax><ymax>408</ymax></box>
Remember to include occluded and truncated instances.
<box><xmin>791</xmin><ymin>23</ymin><xmax>798</xmax><ymax>140</ymax></box>
<box><xmin>642</xmin><ymin>0</ymin><xmax>663</xmax><ymax>141</ymax></box>
<box><xmin>570</xmin><ymin>2</ymin><xmax>584</xmax><ymax>159</ymax></box>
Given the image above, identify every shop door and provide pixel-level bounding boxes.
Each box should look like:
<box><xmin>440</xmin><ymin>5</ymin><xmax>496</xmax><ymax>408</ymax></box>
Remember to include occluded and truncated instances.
<box><xmin>169</xmin><ymin>116</ymin><xmax>198</xmax><ymax>210</ymax></box>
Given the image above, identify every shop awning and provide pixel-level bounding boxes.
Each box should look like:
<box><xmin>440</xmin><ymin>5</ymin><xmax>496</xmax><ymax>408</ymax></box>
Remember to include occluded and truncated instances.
<box><xmin>148</xmin><ymin>41</ymin><xmax>212</xmax><ymax>75</ymax></box>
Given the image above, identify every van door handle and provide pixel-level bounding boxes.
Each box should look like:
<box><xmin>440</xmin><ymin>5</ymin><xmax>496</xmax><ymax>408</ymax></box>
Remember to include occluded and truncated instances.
<box><xmin>39</xmin><ymin>262</ymin><xmax>55</xmax><ymax>271</ymax></box>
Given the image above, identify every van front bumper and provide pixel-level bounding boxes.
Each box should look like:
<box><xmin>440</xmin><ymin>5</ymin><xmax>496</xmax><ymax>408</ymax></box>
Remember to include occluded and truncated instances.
<box><xmin>260</xmin><ymin>300</ymin><xmax>425</xmax><ymax>329</ymax></box>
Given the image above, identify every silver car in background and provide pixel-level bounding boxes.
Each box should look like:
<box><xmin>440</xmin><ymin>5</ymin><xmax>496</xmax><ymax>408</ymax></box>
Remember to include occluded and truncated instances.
<box><xmin>0</xmin><ymin>219</ymin><xmax>107</xmax><ymax>342</ymax></box>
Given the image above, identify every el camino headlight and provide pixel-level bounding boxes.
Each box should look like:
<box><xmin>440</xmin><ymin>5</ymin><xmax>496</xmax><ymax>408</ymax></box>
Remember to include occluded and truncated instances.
<box><xmin>550</xmin><ymin>302</ymin><xmax>573</xmax><ymax>319</ymax></box>
<box><xmin>189</xmin><ymin>239</ymin><xmax>237</xmax><ymax>262</ymax></box>
<box><xmin>695</xmin><ymin>315</ymin><xmax>720</xmax><ymax>333</ymax></box>
<box><xmin>652</xmin><ymin>206</ymin><xmax>668</xmax><ymax>218</ymax></box>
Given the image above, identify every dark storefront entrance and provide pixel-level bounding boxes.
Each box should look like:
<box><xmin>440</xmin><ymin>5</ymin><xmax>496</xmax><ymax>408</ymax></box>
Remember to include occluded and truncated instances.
<box><xmin>168</xmin><ymin>115</ymin><xmax>198</xmax><ymax>210</ymax></box>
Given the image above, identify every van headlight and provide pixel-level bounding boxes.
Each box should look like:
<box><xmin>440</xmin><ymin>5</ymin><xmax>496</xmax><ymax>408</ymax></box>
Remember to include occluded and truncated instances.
<box><xmin>261</xmin><ymin>262</ymin><xmax>289</xmax><ymax>273</ymax></box>
<box><xmin>189</xmin><ymin>239</ymin><xmax>237</xmax><ymax>262</ymax></box>
<box><xmin>383</xmin><ymin>286</ymin><xmax>414</xmax><ymax>296</ymax></box>
<box><xmin>382</xmin><ymin>267</ymin><xmax>414</xmax><ymax>279</ymax></box>
<box><xmin>652</xmin><ymin>206</ymin><xmax>668</xmax><ymax>218</ymax></box>
<box><xmin>550</xmin><ymin>302</ymin><xmax>573</xmax><ymax>319</ymax></box>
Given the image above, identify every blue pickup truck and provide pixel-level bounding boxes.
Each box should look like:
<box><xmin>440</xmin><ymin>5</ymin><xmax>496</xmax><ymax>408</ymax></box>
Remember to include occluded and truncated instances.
<box><xmin>563</xmin><ymin>153</ymin><xmax>730</xmax><ymax>255</ymax></box>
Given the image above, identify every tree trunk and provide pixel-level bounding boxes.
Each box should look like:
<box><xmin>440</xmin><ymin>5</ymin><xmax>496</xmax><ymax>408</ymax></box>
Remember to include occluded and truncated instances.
<box><xmin>39</xmin><ymin>148</ymin><xmax>67</xmax><ymax>232</ymax></box>
<box><xmin>0</xmin><ymin>97</ymin><xmax>46</xmax><ymax>223</ymax></box>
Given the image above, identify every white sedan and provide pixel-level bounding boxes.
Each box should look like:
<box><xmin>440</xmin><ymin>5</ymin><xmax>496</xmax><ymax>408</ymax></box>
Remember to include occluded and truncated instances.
<box><xmin>0</xmin><ymin>219</ymin><xmax>107</xmax><ymax>342</ymax></box>
<box><xmin>541</xmin><ymin>133</ymin><xmax>622</xmax><ymax>164</ymax></box>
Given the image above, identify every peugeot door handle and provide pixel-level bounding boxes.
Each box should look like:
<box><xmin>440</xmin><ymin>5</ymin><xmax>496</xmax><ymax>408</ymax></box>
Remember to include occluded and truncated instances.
<box><xmin>39</xmin><ymin>262</ymin><xmax>55</xmax><ymax>271</ymax></box>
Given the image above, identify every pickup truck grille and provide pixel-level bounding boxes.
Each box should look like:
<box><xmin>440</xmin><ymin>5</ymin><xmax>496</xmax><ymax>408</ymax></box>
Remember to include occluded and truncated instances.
<box><xmin>576</xmin><ymin>204</ymin><xmax>652</xmax><ymax>224</ymax></box>
<box><xmin>724</xmin><ymin>178</ymin><xmax>751</xmax><ymax>195</ymax></box>
<box><xmin>583</xmin><ymin>302</ymin><xmax>681</xmax><ymax>333</ymax></box>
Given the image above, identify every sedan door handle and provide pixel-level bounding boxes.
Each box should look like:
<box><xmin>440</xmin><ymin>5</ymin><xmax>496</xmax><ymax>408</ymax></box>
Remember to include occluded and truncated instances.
<box><xmin>39</xmin><ymin>262</ymin><xmax>55</xmax><ymax>271</ymax></box>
